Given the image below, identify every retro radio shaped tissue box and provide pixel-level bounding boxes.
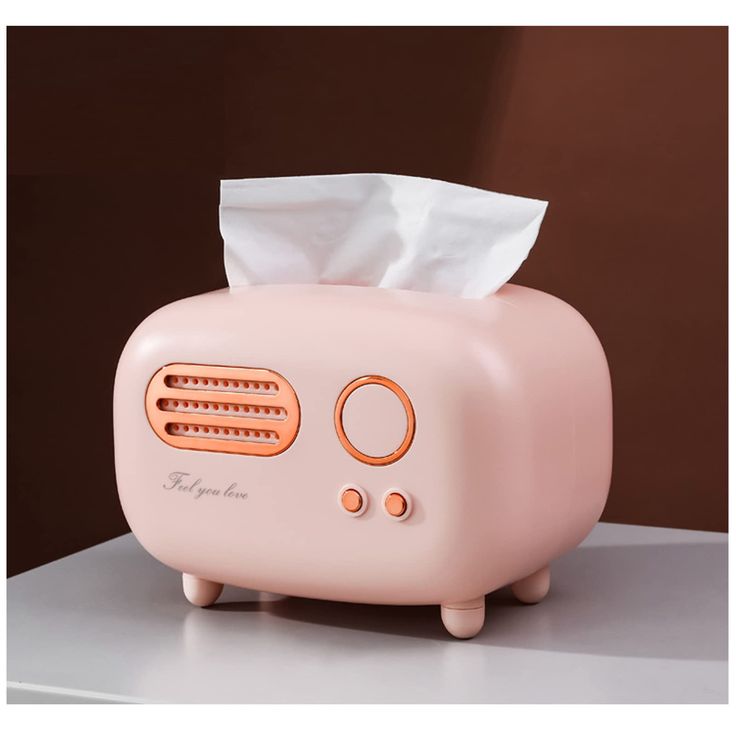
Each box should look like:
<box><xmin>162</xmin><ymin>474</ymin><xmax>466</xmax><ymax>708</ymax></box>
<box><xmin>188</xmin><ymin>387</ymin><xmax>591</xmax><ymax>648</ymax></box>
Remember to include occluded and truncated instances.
<box><xmin>114</xmin><ymin>283</ymin><xmax>612</xmax><ymax>638</ymax></box>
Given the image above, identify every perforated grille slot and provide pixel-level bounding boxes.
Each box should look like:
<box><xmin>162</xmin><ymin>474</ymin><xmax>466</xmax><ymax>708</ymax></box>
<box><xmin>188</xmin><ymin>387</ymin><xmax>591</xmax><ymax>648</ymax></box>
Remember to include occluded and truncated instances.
<box><xmin>164</xmin><ymin>375</ymin><xmax>278</xmax><ymax>395</ymax></box>
<box><xmin>145</xmin><ymin>364</ymin><xmax>300</xmax><ymax>457</ymax></box>
<box><xmin>156</xmin><ymin>398</ymin><xmax>288</xmax><ymax>420</ymax></box>
<box><xmin>166</xmin><ymin>423</ymin><xmax>279</xmax><ymax>444</ymax></box>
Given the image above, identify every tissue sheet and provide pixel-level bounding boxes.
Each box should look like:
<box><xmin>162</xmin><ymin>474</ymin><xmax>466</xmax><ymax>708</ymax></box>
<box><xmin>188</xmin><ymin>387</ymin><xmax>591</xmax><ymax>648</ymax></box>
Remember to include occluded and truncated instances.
<box><xmin>221</xmin><ymin>173</ymin><xmax>547</xmax><ymax>299</ymax></box>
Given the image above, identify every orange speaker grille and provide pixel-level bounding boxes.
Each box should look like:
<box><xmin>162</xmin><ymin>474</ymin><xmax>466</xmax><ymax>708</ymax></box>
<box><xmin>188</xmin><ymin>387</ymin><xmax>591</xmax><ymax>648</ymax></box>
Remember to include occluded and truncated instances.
<box><xmin>145</xmin><ymin>364</ymin><xmax>300</xmax><ymax>457</ymax></box>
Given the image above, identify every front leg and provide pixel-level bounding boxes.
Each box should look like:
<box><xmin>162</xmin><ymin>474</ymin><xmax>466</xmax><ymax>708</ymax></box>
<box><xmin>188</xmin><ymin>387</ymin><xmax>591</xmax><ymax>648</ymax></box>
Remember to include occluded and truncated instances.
<box><xmin>182</xmin><ymin>573</ymin><xmax>223</xmax><ymax>607</ymax></box>
<box><xmin>440</xmin><ymin>597</ymin><xmax>485</xmax><ymax>639</ymax></box>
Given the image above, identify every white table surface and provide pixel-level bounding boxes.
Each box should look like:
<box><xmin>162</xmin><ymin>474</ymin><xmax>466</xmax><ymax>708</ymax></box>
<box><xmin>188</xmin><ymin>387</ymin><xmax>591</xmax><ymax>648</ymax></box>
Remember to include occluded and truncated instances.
<box><xmin>7</xmin><ymin>522</ymin><xmax>727</xmax><ymax>704</ymax></box>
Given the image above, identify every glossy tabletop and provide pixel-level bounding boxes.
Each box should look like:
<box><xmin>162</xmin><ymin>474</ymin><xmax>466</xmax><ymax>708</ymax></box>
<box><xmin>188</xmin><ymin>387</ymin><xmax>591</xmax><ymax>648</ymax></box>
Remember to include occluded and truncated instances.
<box><xmin>7</xmin><ymin>522</ymin><xmax>727</xmax><ymax>703</ymax></box>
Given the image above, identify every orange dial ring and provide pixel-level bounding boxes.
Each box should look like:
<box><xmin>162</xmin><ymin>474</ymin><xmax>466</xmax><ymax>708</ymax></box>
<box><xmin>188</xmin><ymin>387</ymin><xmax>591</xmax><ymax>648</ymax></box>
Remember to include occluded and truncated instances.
<box><xmin>334</xmin><ymin>375</ymin><xmax>415</xmax><ymax>466</ymax></box>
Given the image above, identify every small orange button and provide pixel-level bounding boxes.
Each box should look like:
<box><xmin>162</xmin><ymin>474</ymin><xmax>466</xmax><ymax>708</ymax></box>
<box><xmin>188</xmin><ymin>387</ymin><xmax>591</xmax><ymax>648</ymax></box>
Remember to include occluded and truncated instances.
<box><xmin>341</xmin><ymin>488</ymin><xmax>363</xmax><ymax>514</ymax></box>
<box><xmin>384</xmin><ymin>492</ymin><xmax>408</xmax><ymax>518</ymax></box>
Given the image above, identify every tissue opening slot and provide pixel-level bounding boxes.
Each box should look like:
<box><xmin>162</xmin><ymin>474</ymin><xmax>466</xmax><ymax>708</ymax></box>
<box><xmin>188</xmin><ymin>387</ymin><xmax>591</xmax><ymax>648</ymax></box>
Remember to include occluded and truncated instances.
<box><xmin>157</xmin><ymin>398</ymin><xmax>287</xmax><ymax>420</ymax></box>
<box><xmin>165</xmin><ymin>422</ymin><xmax>279</xmax><ymax>444</ymax></box>
<box><xmin>165</xmin><ymin>374</ymin><xmax>278</xmax><ymax>395</ymax></box>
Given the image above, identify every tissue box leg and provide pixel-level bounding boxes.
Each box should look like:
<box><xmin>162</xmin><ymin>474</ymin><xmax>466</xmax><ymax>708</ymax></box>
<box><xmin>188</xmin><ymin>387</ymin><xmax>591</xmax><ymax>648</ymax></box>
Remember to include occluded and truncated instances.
<box><xmin>511</xmin><ymin>565</ymin><xmax>551</xmax><ymax>604</ymax></box>
<box><xmin>440</xmin><ymin>598</ymin><xmax>486</xmax><ymax>639</ymax></box>
<box><xmin>182</xmin><ymin>573</ymin><xmax>223</xmax><ymax>607</ymax></box>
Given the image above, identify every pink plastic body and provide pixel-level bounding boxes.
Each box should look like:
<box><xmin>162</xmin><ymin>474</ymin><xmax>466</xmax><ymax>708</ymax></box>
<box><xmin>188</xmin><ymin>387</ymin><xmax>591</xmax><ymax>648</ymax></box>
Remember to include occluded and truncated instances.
<box><xmin>114</xmin><ymin>284</ymin><xmax>612</xmax><ymax>623</ymax></box>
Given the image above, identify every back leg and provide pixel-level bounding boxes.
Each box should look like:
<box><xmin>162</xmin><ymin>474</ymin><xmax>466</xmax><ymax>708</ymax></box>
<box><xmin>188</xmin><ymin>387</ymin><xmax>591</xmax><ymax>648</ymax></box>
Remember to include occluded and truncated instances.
<box><xmin>511</xmin><ymin>565</ymin><xmax>550</xmax><ymax>604</ymax></box>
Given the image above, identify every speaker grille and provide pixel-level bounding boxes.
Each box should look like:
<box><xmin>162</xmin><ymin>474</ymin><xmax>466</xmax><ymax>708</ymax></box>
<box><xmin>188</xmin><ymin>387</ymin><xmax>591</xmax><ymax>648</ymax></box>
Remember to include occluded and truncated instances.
<box><xmin>145</xmin><ymin>364</ymin><xmax>300</xmax><ymax>457</ymax></box>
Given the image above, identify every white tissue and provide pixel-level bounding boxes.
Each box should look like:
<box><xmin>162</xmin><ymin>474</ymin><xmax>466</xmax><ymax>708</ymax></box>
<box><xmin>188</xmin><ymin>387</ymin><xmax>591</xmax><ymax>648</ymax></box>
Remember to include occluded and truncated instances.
<box><xmin>220</xmin><ymin>173</ymin><xmax>547</xmax><ymax>299</ymax></box>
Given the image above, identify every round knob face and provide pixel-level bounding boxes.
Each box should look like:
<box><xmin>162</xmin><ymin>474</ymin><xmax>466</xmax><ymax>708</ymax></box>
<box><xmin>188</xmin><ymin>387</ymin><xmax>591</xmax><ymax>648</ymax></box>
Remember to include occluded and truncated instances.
<box><xmin>340</xmin><ymin>488</ymin><xmax>363</xmax><ymax>514</ymax></box>
<box><xmin>335</xmin><ymin>376</ymin><xmax>415</xmax><ymax>465</ymax></box>
<box><xmin>384</xmin><ymin>492</ymin><xmax>407</xmax><ymax>518</ymax></box>
<box><xmin>337</xmin><ymin>484</ymin><xmax>367</xmax><ymax>517</ymax></box>
<box><xmin>382</xmin><ymin>489</ymin><xmax>411</xmax><ymax>521</ymax></box>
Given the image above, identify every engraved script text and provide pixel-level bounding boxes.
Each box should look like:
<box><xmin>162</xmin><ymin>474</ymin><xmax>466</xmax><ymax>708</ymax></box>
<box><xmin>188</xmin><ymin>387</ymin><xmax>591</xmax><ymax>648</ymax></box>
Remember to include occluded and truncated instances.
<box><xmin>163</xmin><ymin>471</ymin><xmax>248</xmax><ymax>501</ymax></box>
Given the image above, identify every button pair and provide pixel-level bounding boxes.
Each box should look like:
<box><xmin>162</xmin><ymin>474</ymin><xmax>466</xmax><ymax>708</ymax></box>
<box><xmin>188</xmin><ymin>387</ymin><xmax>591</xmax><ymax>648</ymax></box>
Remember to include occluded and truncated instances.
<box><xmin>338</xmin><ymin>485</ymin><xmax>411</xmax><ymax>521</ymax></box>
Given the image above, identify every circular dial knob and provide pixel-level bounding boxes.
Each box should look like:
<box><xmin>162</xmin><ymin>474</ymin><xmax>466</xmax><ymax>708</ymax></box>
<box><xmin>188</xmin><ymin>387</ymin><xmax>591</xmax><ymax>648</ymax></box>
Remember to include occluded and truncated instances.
<box><xmin>384</xmin><ymin>492</ymin><xmax>407</xmax><ymax>517</ymax></box>
<box><xmin>341</xmin><ymin>488</ymin><xmax>363</xmax><ymax>514</ymax></box>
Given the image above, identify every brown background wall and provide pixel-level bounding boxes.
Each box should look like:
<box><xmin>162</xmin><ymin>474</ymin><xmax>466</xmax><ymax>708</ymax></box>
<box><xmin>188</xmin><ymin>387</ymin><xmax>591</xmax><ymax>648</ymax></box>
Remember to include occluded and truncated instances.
<box><xmin>7</xmin><ymin>27</ymin><xmax>727</xmax><ymax>576</ymax></box>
